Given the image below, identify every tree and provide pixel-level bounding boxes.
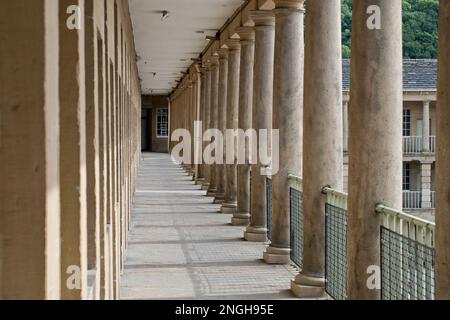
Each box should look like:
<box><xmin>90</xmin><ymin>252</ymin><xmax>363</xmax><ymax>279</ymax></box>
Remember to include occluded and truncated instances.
<box><xmin>341</xmin><ymin>0</ymin><xmax>439</xmax><ymax>59</ymax></box>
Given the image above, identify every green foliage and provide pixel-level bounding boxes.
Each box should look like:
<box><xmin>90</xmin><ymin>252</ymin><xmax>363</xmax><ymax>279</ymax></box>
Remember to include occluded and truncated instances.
<box><xmin>341</xmin><ymin>0</ymin><xmax>439</xmax><ymax>59</ymax></box>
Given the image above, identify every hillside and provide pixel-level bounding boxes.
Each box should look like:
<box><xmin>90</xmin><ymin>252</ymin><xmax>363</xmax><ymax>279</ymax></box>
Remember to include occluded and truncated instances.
<box><xmin>341</xmin><ymin>0</ymin><xmax>439</xmax><ymax>59</ymax></box>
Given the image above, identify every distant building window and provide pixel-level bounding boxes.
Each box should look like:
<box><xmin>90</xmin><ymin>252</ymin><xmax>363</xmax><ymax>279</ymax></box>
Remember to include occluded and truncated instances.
<box><xmin>156</xmin><ymin>108</ymin><xmax>169</xmax><ymax>138</ymax></box>
<box><xmin>403</xmin><ymin>163</ymin><xmax>411</xmax><ymax>191</ymax></box>
<box><xmin>403</xmin><ymin>109</ymin><xmax>411</xmax><ymax>137</ymax></box>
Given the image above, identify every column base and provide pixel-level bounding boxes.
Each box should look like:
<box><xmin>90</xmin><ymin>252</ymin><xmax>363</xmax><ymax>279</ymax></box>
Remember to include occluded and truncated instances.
<box><xmin>291</xmin><ymin>273</ymin><xmax>327</xmax><ymax>299</ymax></box>
<box><xmin>244</xmin><ymin>226</ymin><xmax>268</xmax><ymax>242</ymax></box>
<box><xmin>221</xmin><ymin>202</ymin><xmax>237</xmax><ymax>214</ymax></box>
<box><xmin>195</xmin><ymin>178</ymin><xmax>205</xmax><ymax>186</ymax></box>
<box><xmin>214</xmin><ymin>193</ymin><xmax>225</xmax><ymax>204</ymax></box>
<box><xmin>263</xmin><ymin>245</ymin><xmax>291</xmax><ymax>265</ymax></box>
<box><xmin>206</xmin><ymin>188</ymin><xmax>217</xmax><ymax>197</ymax></box>
<box><xmin>201</xmin><ymin>183</ymin><xmax>210</xmax><ymax>191</ymax></box>
<box><xmin>231</xmin><ymin>212</ymin><xmax>250</xmax><ymax>226</ymax></box>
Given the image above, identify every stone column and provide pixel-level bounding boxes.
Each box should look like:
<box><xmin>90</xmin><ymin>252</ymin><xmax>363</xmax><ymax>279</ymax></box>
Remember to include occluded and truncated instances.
<box><xmin>207</xmin><ymin>56</ymin><xmax>220</xmax><ymax>196</ymax></box>
<box><xmin>291</xmin><ymin>0</ymin><xmax>343</xmax><ymax>297</ymax></box>
<box><xmin>0</xmin><ymin>0</ymin><xmax>60</xmax><ymax>300</ymax></box>
<box><xmin>191</xmin><ymin>74</ymin><xmax>198</xmax><ymax>176</ymax></box>
<box><xmin>233</xmin><ymin>27</ymin><xmax>255</xmax><ymax>226</ymax></box>
<box><xmin>343</xmin><ymin>101</ymin><xmax>349</xmax><ymax>152</ymax></box>
<box><xmin>422</xmin><ymin>100</ymin><xmax>431</xmax><ymax>152</ymax></box>
<box><xmin>347</xmin><ymin>0</ymin><xmax>403</xmax><ymax>299</ymax></box>
<box><xmin>59</xmin><ymin>0</ymin><xmax>88</xmax><ymax>300</ymax></box>
<box><xmin>221</xmin><ymin>40</ymin><xmax>241</xmax><ymax>213</ymax></box>
<box><xmin>85</xmin><ymin>0</ymin><xmax>100</xmax><ymax>281</ymax></box>
<box><xmin>202</xmin><ymin>62</ymin><xmax>212</xmax><ymax>190</ymax></box>
<box><xmin>420</xmin><ymin>162</ymin><xmax>433</xmax><ymax>209</ymax></box>
<box><xmin>214</xmin><ymin>48</ymin><xmax>229</xmax><ymax>204</ymax></box>
<box><xmin>245</xmin><ymin>11</ymin><xmax>275</xmax><ymax>242</ymax></box>
<box><xmin>263</xmin><ymin>0</ymin><xmax>304</xmax><ymax>264</ymax></box>
<box><xmin>196</xmin><ymin>68</ymin><xmax>207</xmax><ymax>186</ymax></box>
<box><xmin>436</xmin><ymin>0</ymin><xmax>450</xmax><ymax>298</ymax></box>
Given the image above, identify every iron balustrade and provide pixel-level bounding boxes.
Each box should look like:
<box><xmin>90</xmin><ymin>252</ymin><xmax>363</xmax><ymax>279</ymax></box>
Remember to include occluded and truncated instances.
<box><xmin>429</xmin><ymin>136</ymin><xmax>436</xmax><ymax>153</ymax></box>
<box><xmin>376</xmin><ymin>204</ymin><xmax>435</xmax><ymax>300</ymax></box>
<box><xmin>403</xmin><ymin>191</ymin><xmax>422</xmax><ymax>210</ymax></box>
<box><xmin>403</xmin><ymin>136</ymin><xmax>423</xmax><ymax>153</ymax></box>
<box><xmin>431</xmin><ymin>191</ymin><xmax>436</xmax><ymax>209</ymax></box>
<box><xmin>289</xmin><ymin>175</ymin><xmax>303</xmax><ymax>269</ymax></box>
<box><xmin>323</xmin><ymin>187</ymin><xmax>348</xmax><ymax>300</ymax></box>
<box><xmin>266</xmin><ymin>176</ymin><xmax>273</xmax><ymax>242</ymax></box>
<box><xmin>403</xmin><ymin>136</ymin><xmax>436</xmax><ymax>154</ymax></box>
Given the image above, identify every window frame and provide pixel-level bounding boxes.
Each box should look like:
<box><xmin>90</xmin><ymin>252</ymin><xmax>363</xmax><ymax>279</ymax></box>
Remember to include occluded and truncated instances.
<box><xmin>403</xmin><ymin>109</ymin><xmax>411</xmax><ymax>137</ymax></box>
<box><xmin>403</xmin><ymin>163</ymin><xmax>411</xmax><ymax>191</ymax></box>
<box><xmin>156</xmin><ymin>108</ymin><xmax>169</xmax><ymax>138</ymax></box>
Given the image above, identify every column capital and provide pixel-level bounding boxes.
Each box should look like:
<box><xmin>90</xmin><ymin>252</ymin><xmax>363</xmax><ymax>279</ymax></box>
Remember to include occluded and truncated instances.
<box><xmin>236</xmin><ymin>27</ymin><xmax>255</xmax><ymax>42</ymax></box>
<box><xmin>250</xmin><ymin>10</ymin><xmax>275</xmax><ymax>27</ymax></box>
<box><xmin>203</xmin><ymin>60</ymin><xmax>211</xmax><ymax>71</ymax></box>
<box><xmin>218</xmin><ymin>48</ymin><xmax>229</xmax><ymax>60</ymax></box>
<box><xmin>274</xmin><ymin>0</ymin><xmax>305</xmax><ymax>9</ymax></box>
<box><xmin>225</xmin><ymin>39</ymin><xmax>241</xmax><ymax>51</ymax></box>
<box><xmin>209</xmin><ymin>55</ymin><xmax>220</xmax><ymax>66</ymax></box>
<box><xmin>423</xmin><ymin>100</ymin><xmax>431</xmax><ymax>106</ymax></box>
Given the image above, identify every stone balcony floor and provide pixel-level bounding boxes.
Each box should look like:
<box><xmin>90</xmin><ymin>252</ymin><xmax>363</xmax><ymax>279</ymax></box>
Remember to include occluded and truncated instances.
<box><xmin>120</xmin><ymin>153</ymin><xmax>298</xmax><ymax>300</ymax></box>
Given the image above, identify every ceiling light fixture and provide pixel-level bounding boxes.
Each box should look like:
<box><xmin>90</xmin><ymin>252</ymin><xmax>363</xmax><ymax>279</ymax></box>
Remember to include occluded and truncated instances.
<box><xmin>161</xmin><ymin>10</ymin><xmax>170</xmax><ymax>21</ymax></box>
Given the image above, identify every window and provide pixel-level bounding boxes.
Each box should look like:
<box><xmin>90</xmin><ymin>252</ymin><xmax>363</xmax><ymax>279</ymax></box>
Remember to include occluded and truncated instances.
<box><xmin>403</xmin><ymin>109</ymin><xmax>411</xmax><ymax>137</ymax></box>
<box><xmin>403</xmin><ymin>163</ymin><xmax>411</xmax><ymax>191</ymax></box>
<box><xmin>156</xmin><ymin>108</ymin><xmax>169</xmax><ymax>138</ymax></box>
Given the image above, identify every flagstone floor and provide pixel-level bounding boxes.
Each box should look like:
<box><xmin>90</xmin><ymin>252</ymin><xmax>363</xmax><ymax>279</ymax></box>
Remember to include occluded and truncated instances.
<box><xmin>120</xmin><ymin>153</ymin><xmax>298</xmax><ymax>300</ymax></box>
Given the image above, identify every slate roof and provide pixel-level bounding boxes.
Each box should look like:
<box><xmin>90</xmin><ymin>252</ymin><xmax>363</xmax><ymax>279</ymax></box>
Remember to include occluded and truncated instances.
<box><xmin>343</xmin><ymin>59</ymin><xmax>437</xmax><ymax>91</ymax></box>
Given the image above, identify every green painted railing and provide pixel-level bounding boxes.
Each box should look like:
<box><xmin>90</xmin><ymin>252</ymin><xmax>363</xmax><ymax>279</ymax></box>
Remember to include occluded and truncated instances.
<box><xmin>289</xmin><ymin>175</ymin><xmax>303</xmax><ymax>269</ymax></box>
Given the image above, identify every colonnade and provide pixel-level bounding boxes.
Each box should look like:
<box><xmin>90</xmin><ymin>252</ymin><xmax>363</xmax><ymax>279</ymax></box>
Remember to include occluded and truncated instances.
<box><xmin>0</xmin><ymin>0</ymin><xmax>141</xmax><ymax>300</ymax></box>
<box><xmin>167</xmin><ymin>0</ymin><xmax>450</xmax><ymax>300</ymax></box>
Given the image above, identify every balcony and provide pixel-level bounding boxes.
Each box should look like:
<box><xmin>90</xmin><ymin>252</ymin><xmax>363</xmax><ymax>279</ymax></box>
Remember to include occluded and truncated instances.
<box><xmin>403</xmin><ymin>191</ymin><xmax>422</xmax><ymax>209</ymax></box>
<box><xmin>403</xmin><ymin>136</ymin><xmax>436</xmax><ymax>154</ymax></box>
<box><xmin>268</xmin><ymin>176</ymin><xmax>436</xmax><ymax>300</ymax></box>
<box><xmin>402</xmin><ymin>191</ymin><xmax>436</xmax><ymax>210</ymax></box>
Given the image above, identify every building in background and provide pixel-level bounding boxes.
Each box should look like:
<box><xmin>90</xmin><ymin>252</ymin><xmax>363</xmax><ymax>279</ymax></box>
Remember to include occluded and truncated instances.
<box><xmin>141</xmin><ymin>95</ymin><xmax>169</xmax><ymax>153</ymax></box>
<box><xmin>343</xmin><ymin>59</ymin><xmax>437</xmax><ymax>219</ymax></box>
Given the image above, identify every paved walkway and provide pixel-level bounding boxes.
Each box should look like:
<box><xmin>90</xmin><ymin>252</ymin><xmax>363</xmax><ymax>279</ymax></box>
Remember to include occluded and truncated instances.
<box><xmin>120</xmin><ymin>153</ymin><xmax>298</xmax><ymax>300</ymax></box>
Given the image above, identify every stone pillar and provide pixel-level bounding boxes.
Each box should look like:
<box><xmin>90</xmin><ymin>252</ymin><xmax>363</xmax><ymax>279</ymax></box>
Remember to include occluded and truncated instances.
<box><xmin>291</xmin><ymin>0</ymin><xmax>343</xmax><ymax>297</ymax></box>
<box><xmin>422</xmin><ymin>100</ymin><xmax>431</xmax><ymax>152</ymax></box>
<box><xmin>202</xmin><ymin>62</ymin><xmax>212</xmax><ymax>190</ymax></box>
<box><xmin>215</xmin><ymin>48</ymin><xmax>229</xmax><ymax>204</ymax></box>
<box><xmin>436</xmin><ymin>0</ymin><xmax>450</xmax><ymax>298</ymax></box>
<box><xmin>191</xmin><ymin>74</ymin><xmax>198</xmax><ymax>176</ymax></box>
<box><xmin>85</xmin><ymin>0</ymin><xmax>101</xmax><ymax>283</ymax></box>
<box><xmin>194</xmin><ymin>68</ymin><xmax>204</xmax><ymax>184</ymax></box>
<box><xmin>233</xmin><ymin>27</ymin><xmax>255</xmax><ymax>226</ymax></box>
<box><xmin>207</xmin><ymin>56</ymin><xmax>220</xmax><ymax>196</ymax></box>
<box><xmin>221</xmin><ymin>40</ymin><xmax>241</xmax><ymax>214</ymax></box>
<box><xmin>347</xmin><ymin>0</ymin><xmax>403</xmax><ymax>299</ymax></box>
<box><xmin>420</xmin><ymin>162</ymin><xmax>433</xmax><ymax>209</ymax></box>
<box><xmin>0</xmin><ymin>0</ymin><xmax>60</xmax><ymax>300</ymax></box>
<box><xmin>197</xmin><ymin>68</ymin><xmax>207</xmax><ymax>186</ymax></box>
<box><xmin>263</xmin><ymin>0</ymin><xmax>304</xmax><ymax>264</ymax></box>
<box><xmin>245</xmin><ymin>11</ymin><xmax>275</xmax><ymax>242</ymax></box>
<box><xmin>343</xmin><ymin>101</ymin><xmax>349</xmax><ymax>153</ymax></box>
<box><xmin>59</xmin><ymin>0</ymin><xmax>88</xmax><ymax>300</ymax></box>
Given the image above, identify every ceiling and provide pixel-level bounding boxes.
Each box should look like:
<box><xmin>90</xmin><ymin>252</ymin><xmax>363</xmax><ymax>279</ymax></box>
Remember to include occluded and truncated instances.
<box><xmin>129</xmin><ymin>0</ymin><xmax>246</xmax><ymax>96</ymax></box>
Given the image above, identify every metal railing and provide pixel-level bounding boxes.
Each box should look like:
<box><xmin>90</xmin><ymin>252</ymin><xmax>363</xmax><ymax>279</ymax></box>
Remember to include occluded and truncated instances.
<box><xmin>403</xmin><ymin>136</ymin><xmax>436</xmax><ymax>153</ymax></box>
<box><xmin>429</xmin><ymin>136</ymin><xmax>436</xmax><ymax>153</ymax></box>
<box><xmin>403</xmin><ymin>191</ymin><xmax>422</xmax><ymax>209</ymax></box>
<box><xmin>376</xmin><ymin>204</ymin><xmax>435</xmax><ymax>300</ymax></box>
<box><xmin>289</xmin><ymin>175</ymin><xmax>303</xmax><ymax>269</ymax></box>
<box><xmin>266</xmin><ymin>176</ymin><xmax>273</xmax><ymax>242</ymax></box>
<box><xmin>323</xmin><ymin>187</ymin><xmax>348</xmax><ymax>300</ymax></box>
<box><xmin>431</xmin><ymin>191</ymin><xmax>436</xmax><ymax>209</ymax></box>
<box><xmin>403</xmin><ymin>136</ymin><xmax>423</xmax><ymax>153</ymax></box>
